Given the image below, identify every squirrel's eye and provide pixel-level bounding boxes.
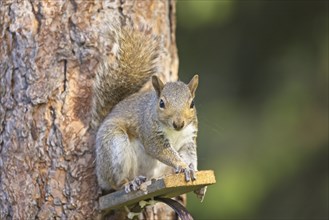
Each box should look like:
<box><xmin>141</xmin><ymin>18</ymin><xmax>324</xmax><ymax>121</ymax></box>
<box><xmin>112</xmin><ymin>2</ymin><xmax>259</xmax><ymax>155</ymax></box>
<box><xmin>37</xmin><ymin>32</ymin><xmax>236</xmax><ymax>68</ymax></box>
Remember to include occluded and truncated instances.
<box><xmin>159</xmin><ymin>99</ymin><xmax>165</xmax><ymax>108</ymax></box>
<box><xmin>190</xmin><ymin>100</ymin><xmax>195</xmax><ymax>109</ymax></box>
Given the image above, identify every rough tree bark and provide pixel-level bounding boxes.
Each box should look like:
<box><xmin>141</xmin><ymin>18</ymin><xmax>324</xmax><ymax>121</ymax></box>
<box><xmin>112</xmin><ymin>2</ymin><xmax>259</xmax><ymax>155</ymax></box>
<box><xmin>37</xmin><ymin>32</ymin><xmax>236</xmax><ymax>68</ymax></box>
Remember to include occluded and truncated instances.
<box><xmin>0</xmin><ymin>0</ymin><xmax>179</xmax><ymax>219</ymax></box>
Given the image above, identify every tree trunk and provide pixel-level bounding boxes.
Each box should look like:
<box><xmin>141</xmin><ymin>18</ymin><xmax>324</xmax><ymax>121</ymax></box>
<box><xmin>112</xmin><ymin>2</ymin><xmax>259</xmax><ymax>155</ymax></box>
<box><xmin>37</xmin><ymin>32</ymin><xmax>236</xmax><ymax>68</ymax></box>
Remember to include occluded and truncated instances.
<box><xmin>0</xmin><ymin>0</ymin><xmax>179</xmax><ymax>219</ymax></box>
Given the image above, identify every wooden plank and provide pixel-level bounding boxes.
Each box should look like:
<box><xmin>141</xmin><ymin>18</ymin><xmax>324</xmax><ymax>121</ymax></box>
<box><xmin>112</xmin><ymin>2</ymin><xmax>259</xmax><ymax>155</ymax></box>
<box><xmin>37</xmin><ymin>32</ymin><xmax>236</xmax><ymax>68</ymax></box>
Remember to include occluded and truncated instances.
<box><xmin>99</xmin><ymin>170</ymin><xmax>216</xmax><ymax>211</ymax></box>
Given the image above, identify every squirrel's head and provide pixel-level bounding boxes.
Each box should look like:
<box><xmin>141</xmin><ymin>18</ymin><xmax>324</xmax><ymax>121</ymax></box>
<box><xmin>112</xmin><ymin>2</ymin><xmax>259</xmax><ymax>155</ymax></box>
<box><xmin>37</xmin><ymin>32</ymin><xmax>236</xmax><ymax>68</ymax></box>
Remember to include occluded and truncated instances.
<box><xmin>152</xmin><ymin>75</ymin><xmax>199</xmax><ymax>131</ymax></box>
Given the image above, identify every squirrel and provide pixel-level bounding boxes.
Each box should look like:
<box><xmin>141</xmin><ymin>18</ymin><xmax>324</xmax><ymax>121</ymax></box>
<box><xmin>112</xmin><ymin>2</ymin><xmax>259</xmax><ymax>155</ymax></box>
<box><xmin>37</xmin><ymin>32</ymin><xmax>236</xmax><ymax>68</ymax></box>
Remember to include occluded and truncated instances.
<box><xmin>92</xmin><ymin>26</ymin><xmax>206</xmax><ymax>201</ymax></box>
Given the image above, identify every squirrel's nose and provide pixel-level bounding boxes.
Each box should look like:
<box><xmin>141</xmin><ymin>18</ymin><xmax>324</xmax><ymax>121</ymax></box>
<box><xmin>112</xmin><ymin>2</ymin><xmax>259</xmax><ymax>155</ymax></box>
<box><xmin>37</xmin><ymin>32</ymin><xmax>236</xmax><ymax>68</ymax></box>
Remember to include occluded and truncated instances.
<box><xmin>173</xmin><ymin>121</ymin><xmax>184</xmax><ymax>131</ymax></box>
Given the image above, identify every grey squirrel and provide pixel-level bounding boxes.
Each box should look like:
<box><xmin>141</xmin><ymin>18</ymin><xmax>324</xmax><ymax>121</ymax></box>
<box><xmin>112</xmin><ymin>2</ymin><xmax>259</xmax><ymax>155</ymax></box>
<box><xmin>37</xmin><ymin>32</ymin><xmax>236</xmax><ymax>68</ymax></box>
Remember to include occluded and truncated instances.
<box><xmin>92</xmin><ymin>26</ymin><xmax>206</xmax><ymax>200</ymax></box>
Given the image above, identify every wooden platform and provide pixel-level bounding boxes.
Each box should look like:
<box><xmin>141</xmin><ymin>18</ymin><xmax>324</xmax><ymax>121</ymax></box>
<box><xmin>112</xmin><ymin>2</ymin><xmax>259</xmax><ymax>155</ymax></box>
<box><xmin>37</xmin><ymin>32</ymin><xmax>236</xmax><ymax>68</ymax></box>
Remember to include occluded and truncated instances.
<box><xmin>99</xmin><ymin>170</ymin><xmax>216</xmax><ymax>211</ymax></box>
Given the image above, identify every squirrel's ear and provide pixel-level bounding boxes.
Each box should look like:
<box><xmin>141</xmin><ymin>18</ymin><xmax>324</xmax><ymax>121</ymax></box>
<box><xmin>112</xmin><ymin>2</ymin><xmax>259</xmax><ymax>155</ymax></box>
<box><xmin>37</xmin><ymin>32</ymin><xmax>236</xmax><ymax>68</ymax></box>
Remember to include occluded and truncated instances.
<box><xmin>188</xmin><ymin>74</ymin><xmax>199</xmax><ymax>97</ymax></box>
<box><xmin>152</xmin><ymin>75</ymin><xmax>164</xmax><ymax>97</ymax></box>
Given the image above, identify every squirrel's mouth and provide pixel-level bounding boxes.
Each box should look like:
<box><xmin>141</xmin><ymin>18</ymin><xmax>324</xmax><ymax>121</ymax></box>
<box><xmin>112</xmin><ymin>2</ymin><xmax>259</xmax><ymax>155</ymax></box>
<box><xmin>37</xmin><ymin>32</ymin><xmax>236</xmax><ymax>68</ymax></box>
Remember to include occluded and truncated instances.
<box><xmin>159</xmin><ymin>118</ymin><xmax>191</xmax><ymax>132</ymax></box>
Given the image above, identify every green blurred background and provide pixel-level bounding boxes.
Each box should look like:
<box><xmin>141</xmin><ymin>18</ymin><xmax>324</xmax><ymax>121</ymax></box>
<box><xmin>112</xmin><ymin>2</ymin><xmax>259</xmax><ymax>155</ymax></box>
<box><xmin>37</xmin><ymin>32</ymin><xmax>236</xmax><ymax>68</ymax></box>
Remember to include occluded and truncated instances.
<box><xmin>176</xmin><ymin>1</ymin><xmax>328</xmax><ymax>219</ymax></box>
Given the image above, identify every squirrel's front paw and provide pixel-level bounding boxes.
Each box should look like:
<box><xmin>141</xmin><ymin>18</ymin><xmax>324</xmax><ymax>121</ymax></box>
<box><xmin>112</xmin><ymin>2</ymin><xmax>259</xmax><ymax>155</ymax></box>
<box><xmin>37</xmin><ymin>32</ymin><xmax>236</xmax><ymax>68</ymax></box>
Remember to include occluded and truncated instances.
<box><xmin>175</xmin><ymin>163</ymin><xmax>196</xmax><ymax>182</ymax></box>
<box><xmin>124</xmin><ymin>176</ymin><xmax>147</xmax><ymax>193</ymax></box>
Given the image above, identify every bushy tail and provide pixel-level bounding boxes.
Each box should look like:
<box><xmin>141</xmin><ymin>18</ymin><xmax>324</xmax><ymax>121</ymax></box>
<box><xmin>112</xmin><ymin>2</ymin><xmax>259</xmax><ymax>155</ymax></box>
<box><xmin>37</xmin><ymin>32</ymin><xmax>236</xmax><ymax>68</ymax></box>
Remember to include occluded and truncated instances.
<box><xmin>91</xmin><ymin>27</ymin><xmax>160</xmax><ymax>129</ymax></box>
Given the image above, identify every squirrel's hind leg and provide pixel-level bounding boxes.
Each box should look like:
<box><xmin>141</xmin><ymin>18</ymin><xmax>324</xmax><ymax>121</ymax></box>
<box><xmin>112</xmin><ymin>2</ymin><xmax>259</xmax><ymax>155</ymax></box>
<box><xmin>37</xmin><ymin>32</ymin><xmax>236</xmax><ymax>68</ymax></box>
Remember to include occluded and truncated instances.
<box><xmin>124</xmin><ymin>176</ymin><xmax>147</xmax><ymax>193</ymax></box>
<box><xmin>96</xmin><ymin>123</ymin><xmax>139</xmax><ymax>191</ymax></box>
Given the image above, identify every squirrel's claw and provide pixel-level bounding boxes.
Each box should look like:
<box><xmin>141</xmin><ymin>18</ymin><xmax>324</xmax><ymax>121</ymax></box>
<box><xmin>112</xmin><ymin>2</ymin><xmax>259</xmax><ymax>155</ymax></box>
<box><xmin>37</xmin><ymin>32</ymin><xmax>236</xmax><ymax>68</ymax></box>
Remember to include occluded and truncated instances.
<box><xmin>184</xmin><ymin>168</ymin><xmax>191</xmax><ymax>182</ymax></box>
<box><xmin>175</xmin><ymin>163</ymin><xmax>196</xmax><ymax>182</ymax></box>
<box><xmin>189</xmin><ymin>163</ymin><xmax>197</xmax><ymax>181</ymax></box>
<box><xmin>124</xmin><ymin>176</ymin><xmax>147</xmax><ymax>193</ymax></box>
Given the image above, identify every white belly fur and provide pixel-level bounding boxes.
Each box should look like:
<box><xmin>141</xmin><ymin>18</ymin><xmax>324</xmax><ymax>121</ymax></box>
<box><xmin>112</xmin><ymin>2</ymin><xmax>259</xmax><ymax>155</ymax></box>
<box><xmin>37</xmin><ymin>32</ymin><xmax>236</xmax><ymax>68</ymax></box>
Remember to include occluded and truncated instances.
<box><xmin>162</xmin><ymin>123</ymin><xmax>197</xmax><ymax>151</ymax></box>
<box><xmin>130</xmin><ymin>123</ymin><xmax>197</xmax><ymax>179</ymax></box>
<box><xmin>153</xmin><ymin>123</ymin><xmax>197</xmax><ymax>178</ymax></box>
